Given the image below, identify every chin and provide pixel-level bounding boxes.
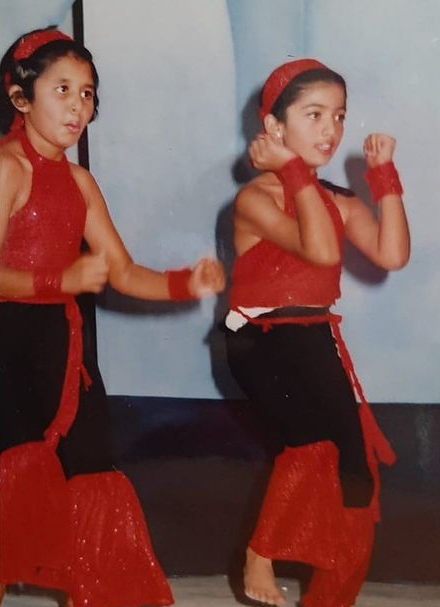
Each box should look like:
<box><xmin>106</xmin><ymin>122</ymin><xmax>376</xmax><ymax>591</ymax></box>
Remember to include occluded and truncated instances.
<box><xmin>311</xmin><ymin>156</ymin><xmax>333</xmax><ymax>169</ymax></box>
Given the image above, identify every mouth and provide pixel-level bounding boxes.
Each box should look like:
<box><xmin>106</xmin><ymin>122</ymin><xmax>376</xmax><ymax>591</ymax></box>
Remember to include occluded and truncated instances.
<box><xmin>315</xmin><ymin>142</ymin><xmax>333</xmax><ymax>155</ymax></box>
<box><xmin>65</xmin><ymin>121</ymin><xmax>81</xmax><ymax>134</ymax></box>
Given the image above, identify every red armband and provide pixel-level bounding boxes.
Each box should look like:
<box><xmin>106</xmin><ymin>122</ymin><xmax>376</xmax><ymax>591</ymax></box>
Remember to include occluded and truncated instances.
<box><xmin>166</xmin><ymin>268</ymin><xmax>195</xmax><ymax>301</ymax></box>
<box><xmin>364</xmin><ymin>161</ymin><xmax>403</xmax><ymax>203</ymax></box>
<box><xmin>276</xmin><ymin>156</ymin><xmax>315</xmax><ymax>197</ymax></box>
<box><xmin>33</xmin><ymin>269</ymin><xmax>62</xmax><ymax>297</ymax></box>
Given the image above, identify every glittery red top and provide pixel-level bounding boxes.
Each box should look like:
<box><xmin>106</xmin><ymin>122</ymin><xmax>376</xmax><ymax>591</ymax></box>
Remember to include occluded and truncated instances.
<box><xmin>0</xmin><ymin>129</ymin><xmax>89</xmax><ymax>443</ymax></box>
<box><xmin>229</xmin><ymin>179</ymin><xmax>344</xmax><ymax>308</ymax></box>
<box><xmin>1</xmin><ymin>129</ymin><xmax>86</xmax><ymax>272</ymax></box>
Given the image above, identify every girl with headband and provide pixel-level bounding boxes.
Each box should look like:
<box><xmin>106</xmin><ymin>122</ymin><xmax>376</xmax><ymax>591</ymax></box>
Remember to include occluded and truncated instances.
<box><xmin>0</xmin><ymin>28</ymin><xmax>224</xmax><ymax>607</ymax></box>
<box><xmin>225</xmin><ymin>59</ymin><xmax>410</xmax><ymax>606</ymax></box>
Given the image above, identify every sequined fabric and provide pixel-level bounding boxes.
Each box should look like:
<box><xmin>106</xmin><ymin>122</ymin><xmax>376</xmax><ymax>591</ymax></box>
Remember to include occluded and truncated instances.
<box><xmin>1</xmin><ymin>131</ymin><xmax>90</xmax><ymax>444</ymax></box>
<box><xmin>240</xmin><ymin>311</ymin><xmax>395</xmax><ymax>521</ymax></box>
<box><xmin>229</xmin><ymin>183</ymin><xmax>343</xmax><ymax>309</ymax></box>
<box><xmin>68</xmin><ymin>472</ymin><xmax>173</xmax><ymax>607</ymax></box>
<box><xmin>1</xmin><ymin>130</ymin><xmax>85</xmax><ymax>273</ymax></box>
<box><xmin>0</xmin><ymin>441</ymin><xmax>71</xmax><ymax>591</ymax></box>
<box><xmin>302</xmin><ymin>507</ymin><xmax>374</xmax><ymax>607</ymax></box>
<box><xmin>13</xmin><ymin>30</ymin><xmax>72</xmax><ymax>61</ymax></box>
<box><xmin>0</xmin><ymin>130</ymin><xmax>174</xmax><ymax>605</ymax></box>
<box><xmin>249</xmin><ymin>443</ymin><xmax>375</xmax><ymax>607</ymax></box>
<box><xmin>364</xmin><ymin>161</ymin><xmax>404</xmax><ymax>203</ymax></box>
<box><xmin>259</xmin><ymin>59</ymin><xmax>326</xmax><ymax>122</ymax></box>
<box><xmin>249</xmin><ymin>442</ymin><xmax>343</xmax><ymax>569</ymax></box>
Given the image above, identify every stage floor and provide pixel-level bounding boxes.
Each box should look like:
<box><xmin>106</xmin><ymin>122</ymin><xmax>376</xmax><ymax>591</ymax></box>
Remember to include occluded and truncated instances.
<box><xmin>4</xmin><ymin>577</ymin><xmax>440</xmax><ymax>607</ymax></box>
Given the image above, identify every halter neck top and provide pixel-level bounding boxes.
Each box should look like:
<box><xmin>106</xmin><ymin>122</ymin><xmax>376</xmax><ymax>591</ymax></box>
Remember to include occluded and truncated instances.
<box><xmin>229</xmin><ymin>178</ymin><xmax>344</xmax><ymax>309</ymax></box>
<box><xmin>0</xmin><ymin>129</ymin><xmax>89</xmax><ymax>444</ymax></box>
<box><xmin>1</xmin><ymin>129</ymin><xmax>86</xmax><ymax>272</ymax></box>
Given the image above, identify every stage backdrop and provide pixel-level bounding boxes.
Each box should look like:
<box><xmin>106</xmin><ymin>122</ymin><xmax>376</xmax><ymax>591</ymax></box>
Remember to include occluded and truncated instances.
<box><xmin>1</xmin><ymin>0</ymin><xmax>439</xmax><ymax>404</ymax></box>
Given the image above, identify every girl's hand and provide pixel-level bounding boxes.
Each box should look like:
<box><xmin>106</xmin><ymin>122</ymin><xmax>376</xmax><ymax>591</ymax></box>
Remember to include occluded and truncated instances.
<box><xmin>62</xmin><ymin>252</ymin><xmax>109</xmax><ymax>294</ymax></box>
<box><xmin>363</xmin><ymin>133</ymin><xmax>396</xmax><ymax>168</ymax></box>
<box><xmin>188</xmin><ymin>258</ymin><xmax>225</xmax><ymax>298</ymax></box>
<box><xmin>249</xmin><ymin>133</ymin><xmax>296</xmax><ymax>171</ymax></box>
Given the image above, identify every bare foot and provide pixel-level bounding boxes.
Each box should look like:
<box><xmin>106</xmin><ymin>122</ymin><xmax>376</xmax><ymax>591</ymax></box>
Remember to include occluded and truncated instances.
<box><xmin>244</xmin><ymin>547</ymin><xmax>286</xmax><ymax>605</ymax></box>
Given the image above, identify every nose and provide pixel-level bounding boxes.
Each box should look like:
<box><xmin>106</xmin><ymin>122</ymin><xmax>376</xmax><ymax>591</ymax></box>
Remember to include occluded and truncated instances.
<box><xmin>70</xmin><ymin>94</ymin><xmax>82</xmax><ymax>113</ymax></box>
<box><xmin>322</xmin><ymin>117</ymin><xmax>335</xmax><ymax>137</ymax></box>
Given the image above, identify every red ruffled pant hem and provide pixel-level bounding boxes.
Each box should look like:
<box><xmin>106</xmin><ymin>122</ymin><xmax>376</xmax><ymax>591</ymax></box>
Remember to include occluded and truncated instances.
<box><xmin>249</xmin><ymin>442</ymin><xmax>375</xmax><ymax>607</ymax></box>
<box><xmin>0</xmin><ymin>442</ymin><xmax>173</xmax><ymax>606</ymax></box>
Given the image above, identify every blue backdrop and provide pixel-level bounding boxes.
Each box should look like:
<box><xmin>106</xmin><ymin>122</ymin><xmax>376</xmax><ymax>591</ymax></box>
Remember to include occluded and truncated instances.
<box><xmin>1</xmin><ymin>0</ymin><xmax>439</xmax><ymax>403</ymax></box>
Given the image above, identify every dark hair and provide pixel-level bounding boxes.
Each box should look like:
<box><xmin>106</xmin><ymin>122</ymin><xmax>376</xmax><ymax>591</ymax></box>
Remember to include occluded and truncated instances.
<box><xmin>0</xmin><ymin>28</ymin><xmax>100</xmax><ymax>135</ymax></box>
<box><xmin>270</xmin><ymin>68</ymin><xmax>347</xmax><ymax>122</ymax></box>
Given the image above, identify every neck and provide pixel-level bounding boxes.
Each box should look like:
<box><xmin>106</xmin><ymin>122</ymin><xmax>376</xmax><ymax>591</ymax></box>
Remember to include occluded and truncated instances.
<box><xmin>23</xmin><ymin>123</ymin><xmax>65</xmax><ymax>161</ymax></box>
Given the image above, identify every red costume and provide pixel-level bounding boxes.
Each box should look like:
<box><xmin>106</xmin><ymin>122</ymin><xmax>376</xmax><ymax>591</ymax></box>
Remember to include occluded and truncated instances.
<box><xmin>0</xmin><ymin>126</ymin><xmax>173</xmax><ymax>606</ymax></box>
<box><xmin>225</xmin><ymin>59</ymin><xmax>396</xmax><ymax>607</ymax></box>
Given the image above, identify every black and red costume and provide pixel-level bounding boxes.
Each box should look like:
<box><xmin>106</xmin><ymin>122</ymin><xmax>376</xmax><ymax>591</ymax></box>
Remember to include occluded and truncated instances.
<box><xmin>0</xmin><ymin>128</ymin><xmax>173</xmax><ymax>607</ymax></box>
<box><xmin>225</xmin><ymin>125</ymin><xmax>395</xmax><ymax>606</ymax></box>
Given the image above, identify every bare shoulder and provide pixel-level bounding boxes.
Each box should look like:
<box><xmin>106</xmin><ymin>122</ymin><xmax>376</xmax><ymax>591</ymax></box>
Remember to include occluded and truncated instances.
<box><xmin>0</xmin><ymin>139</ymin><xmax>29</xmax><ymax>201</ymax></box>
<box><xmin>69</xmin><ymin>162</ymin><xmax>102</xmax><ymax>205</ymax></box>
<box><xmin>235</xmin><ymin>172</ymin><xmax>280</xmax><ymax>213</ymax></box>
<box><xmin>69</xmin><ymin>161</ymin><xmax>96</xmax><ymax>187</ymax></box>
<box><xmin>0</xmin><ymin>138</ymin><xmax>28</xmax><ymax>175</ymax></box>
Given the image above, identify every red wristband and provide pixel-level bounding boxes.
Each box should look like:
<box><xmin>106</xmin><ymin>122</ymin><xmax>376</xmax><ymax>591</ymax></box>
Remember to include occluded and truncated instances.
<box><xmin>276</xmin><ymin>156</ymin><xmax>315</xmax><ymax>196</ymax></box>
<box><xmin>166</xmin><ymin>268</ymin><xmax>195</xmax><ymax>301</ymax></box>
<box><xmin>364</xmin><ymin>161</ymin><xmax>403</xmax><ymax>203</ymax></box>
<box><xmin>33</xmin><ymin>269</ymin><xmax>62</xmax><ymax>297</ymax></box>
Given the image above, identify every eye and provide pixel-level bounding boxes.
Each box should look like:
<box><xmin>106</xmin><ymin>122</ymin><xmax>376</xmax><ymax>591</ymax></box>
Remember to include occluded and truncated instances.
<box><xmin>81</xmin><ymin>89</ymin><xmax>95</xmax><ymax>100</ymax></box>
<box><xmin>308</xmin><ymin>111</ymin><xmax>320</xmax><ymax>120</ymax></box>
<box><xmin>56</xmin><ymin>84</ymin><xmax>68</xmax><ymax>94</ymax></box>
<box><xmin>335</xmin><ymin>113</ymin><xmax>346</xmax><ymax>123</ymax></box>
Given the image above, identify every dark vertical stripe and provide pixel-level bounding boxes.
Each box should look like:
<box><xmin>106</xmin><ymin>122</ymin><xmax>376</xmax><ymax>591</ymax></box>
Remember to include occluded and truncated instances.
<box><xmin>71</xmin><ymin>0</ymin><xmax>97</xmax><ymax>359</ymax></box>
<box><xmin>72</xmin><ymin>0</ymin><xmax>90</xmax><ymax>171</ymax></box>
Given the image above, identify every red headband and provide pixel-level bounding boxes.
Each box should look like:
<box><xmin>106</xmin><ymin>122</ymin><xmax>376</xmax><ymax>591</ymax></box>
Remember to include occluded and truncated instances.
<box><xmin>260</xmin><ymin>58</ymin><xmax>327</xmax><ymax>122</ymax></box>
<box><xmin>3</xmin><ymin>30</ymin><xmax>73</xmax><ymax>136</ymax></box>
<box><xmin>13</xmin><ymin>29</ymin><xmax>72</xmax><ymax>61</ymax></box>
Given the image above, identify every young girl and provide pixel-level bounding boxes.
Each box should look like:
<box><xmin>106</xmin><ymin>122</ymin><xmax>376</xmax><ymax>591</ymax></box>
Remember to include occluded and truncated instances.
<box><xmin>225</xmin><ymin>59</ymin><xmax>410</xmax><ymax>606</ymax></box>
<box><xmin>0</xmin><ymin>28</ymin><xmax>224</xmax><ymax>607</ymax></box>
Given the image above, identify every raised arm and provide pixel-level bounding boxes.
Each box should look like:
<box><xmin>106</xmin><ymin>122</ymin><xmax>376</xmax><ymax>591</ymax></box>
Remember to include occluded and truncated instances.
<box><xmin>336</xmin><ymin>133</ymin><xmax>410</xmax><ymax>270</ymax></box>
<box><xmin>237</xmin><ymin>134</ymin><xmax>340</xmax><ymax>265</ymax></box>
<box><xmin>73</xmin><ymin>166</ymin><xmax>224</xmax><ymax>300</ymax></box>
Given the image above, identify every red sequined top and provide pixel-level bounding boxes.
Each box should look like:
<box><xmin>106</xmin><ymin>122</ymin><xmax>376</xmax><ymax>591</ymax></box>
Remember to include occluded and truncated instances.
<box><xmin>0</xmin><ymin>129</ymin><xmax>89</xmax><ymax>444</ymax></box>
<box><xmin>229</xmin><ymin>179</ymin><xmax>344</xmax><ymax>308</ymax></box>
<box><xmin>1</xmin><ymin>130</ymin><xmax>86</xmax><ymax>272</ymax></box>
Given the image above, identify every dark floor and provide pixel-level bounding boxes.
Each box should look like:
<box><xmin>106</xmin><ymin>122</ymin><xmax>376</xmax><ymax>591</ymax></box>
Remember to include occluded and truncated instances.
<box><xmin>110</xmin><ymin>397</ymin><xmax>440</xmax><ymax>584</ymax></box>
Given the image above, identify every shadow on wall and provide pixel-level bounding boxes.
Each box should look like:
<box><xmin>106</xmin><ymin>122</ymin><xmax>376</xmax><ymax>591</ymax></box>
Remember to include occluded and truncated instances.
<box><xmin>231</xmin><ymin>87</ymin><xmax>261</xmax><ymax>185</ymax></box>
<box><xmin>208</xmin><ymin>92</ymin><xmax>392</xmax><ymax>401</ymax></box>
<box><xmin>205</xmin><ymin>87</ymin><xmax>263</xmax><ymax>399</ymax></box>
<box><xmin>343</xmin><ymin>156</ymin><xmax>388</xmax><ymax>285</ymax></box>
<box><xmin>96</xmin><ymin>286</ymin><xmax>199</xmax><ymax>317</ymax></box>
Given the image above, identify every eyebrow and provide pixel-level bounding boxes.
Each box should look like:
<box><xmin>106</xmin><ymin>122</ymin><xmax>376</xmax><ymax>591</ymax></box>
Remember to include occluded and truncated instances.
<box><xmin>54</xmin><ymin>77</ymin><xmax>95</xmax><ymax>88</ymax></box>
<box><xmin>301</xmin><ymin>102</ymin><xmax>346</xmax><ymax>111</ymax></box>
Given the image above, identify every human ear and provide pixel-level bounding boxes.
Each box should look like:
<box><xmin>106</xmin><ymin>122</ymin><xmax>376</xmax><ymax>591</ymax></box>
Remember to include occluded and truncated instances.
<box><xmin>8</xmin><ymin>85</ymin><xmax>30</xmax><ymax>114</ymax></box>
<box><xmin>263</xmin><ymin>113</ymin><xmax>283</xmax><ymax>140</ymax></box>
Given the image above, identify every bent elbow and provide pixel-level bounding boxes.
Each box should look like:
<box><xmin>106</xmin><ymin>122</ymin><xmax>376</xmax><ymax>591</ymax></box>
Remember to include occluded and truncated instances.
<box><xmin>381</xmin><ymin>248</ymin><xmax>410</xmax><ymax>271</ymax></box>
<box><xmin>308</xmin><ymin>248</ymin><xmax>341</xmax><ymax>267</ymax></box>
<box><xmin>383</xmin><ymin>256</ymin><xmax>410</xmax><ymax>271</ymax></box>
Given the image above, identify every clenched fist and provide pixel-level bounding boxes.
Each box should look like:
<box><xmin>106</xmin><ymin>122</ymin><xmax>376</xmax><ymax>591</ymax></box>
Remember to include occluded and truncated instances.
<box><xmin>248</xmin><ymin>133</ymin><xmax>296</xmax><ymax>172</ymax></box>
<box><xmin>188</xmin><ymin>258</ymin><xmax>225</xmax><ymax>298</ymax></box>
<box><xmin>61</xmin><ymin>252</ymin><xmax>109</xmax><ymax>295</ymax></box>
<box><xmin>363</xmin><ymin>133</ymin><xmax>396</xmax><ymax>168</ymax></box>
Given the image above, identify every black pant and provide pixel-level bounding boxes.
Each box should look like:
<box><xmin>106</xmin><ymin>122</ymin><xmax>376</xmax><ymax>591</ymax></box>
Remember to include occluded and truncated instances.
<box><xmin>225</xmin><ymin>313</ymin><xmax>374</xmax><ymax>507</ymax></box>
<box><xmin>0</xmin><ymin>302</ymin><xmax>114</xmax><ymax>478</ymax></box>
